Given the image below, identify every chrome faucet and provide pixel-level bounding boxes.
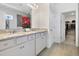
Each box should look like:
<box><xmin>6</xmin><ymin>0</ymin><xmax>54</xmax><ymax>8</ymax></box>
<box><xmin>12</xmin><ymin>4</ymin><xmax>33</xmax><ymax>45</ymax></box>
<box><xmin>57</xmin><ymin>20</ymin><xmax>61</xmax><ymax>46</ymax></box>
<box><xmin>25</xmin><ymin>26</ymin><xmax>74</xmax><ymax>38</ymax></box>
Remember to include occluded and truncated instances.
<box><xmin>9</xmin><ymin>30</ymin><xmax>16</xmax><ymax>34</ymax></box>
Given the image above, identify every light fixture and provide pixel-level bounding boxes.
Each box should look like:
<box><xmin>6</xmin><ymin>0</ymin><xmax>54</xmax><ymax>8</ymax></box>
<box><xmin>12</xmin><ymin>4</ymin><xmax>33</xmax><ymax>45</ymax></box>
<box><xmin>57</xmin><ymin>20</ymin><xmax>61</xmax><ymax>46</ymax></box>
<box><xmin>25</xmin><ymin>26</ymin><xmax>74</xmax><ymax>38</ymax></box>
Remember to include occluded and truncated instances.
<box><xmin>71</xmin><ymin>12</ymin><xmax>75</xmax><ymax>15</ymax></box>
<box><xmin>32</xmin><ymin>3</ymin><xmax>38</xmax><ymax>8</ymax></box>
<box><xmin>26</xmin><ymin>3</ymin><xmax>38</xmax><ymax>9</ymax></box>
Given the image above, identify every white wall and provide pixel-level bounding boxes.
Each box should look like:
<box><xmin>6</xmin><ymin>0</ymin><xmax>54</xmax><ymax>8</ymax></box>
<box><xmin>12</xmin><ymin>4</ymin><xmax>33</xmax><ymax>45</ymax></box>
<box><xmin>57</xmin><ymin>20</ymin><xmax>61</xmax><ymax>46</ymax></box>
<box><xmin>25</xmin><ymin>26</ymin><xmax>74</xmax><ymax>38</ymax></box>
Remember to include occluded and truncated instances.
<box><xmin>55</xmin><ymin>3</ymin><xmax>77</xmax><ymax>13</ymax></box>
<box><xmin>76</xmin><ymin>4</ymin><xmax>79</xmax><ymax>47</ymax></box>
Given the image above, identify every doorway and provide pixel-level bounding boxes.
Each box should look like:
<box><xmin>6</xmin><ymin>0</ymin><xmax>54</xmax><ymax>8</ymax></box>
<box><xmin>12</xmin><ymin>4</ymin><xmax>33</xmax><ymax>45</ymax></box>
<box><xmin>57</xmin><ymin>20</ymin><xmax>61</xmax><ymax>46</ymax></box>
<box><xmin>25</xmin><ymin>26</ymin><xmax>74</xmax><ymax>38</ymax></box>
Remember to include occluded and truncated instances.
<box><xmin>61</xmin><ymin>11</ymin><xmax>76</xmax><ymax>46</ymax></box>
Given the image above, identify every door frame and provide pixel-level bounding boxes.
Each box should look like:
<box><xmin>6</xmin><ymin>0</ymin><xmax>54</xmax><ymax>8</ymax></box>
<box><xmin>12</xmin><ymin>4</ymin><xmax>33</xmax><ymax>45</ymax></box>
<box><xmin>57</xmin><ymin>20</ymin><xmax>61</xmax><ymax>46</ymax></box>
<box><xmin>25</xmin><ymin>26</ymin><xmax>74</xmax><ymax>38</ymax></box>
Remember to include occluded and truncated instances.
<box><xmin>60</xmin><ymin>13</ymin><xmax>65</xmax><ymax>42</ymax></box>
<box><xmin>61</xmin><ymin>10</ymin><xmax>77</xmax><ymax>47</ymax></box>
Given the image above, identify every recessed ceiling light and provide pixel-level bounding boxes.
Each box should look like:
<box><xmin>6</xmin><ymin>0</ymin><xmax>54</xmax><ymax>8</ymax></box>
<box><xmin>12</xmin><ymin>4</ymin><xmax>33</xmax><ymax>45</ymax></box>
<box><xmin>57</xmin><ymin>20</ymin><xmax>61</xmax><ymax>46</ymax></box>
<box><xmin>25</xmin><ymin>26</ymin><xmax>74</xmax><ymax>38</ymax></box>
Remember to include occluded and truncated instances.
<box><xmin>71</xmin><ymin>12</ymin><xmax>75</xmax><ymax>15</ymax></box>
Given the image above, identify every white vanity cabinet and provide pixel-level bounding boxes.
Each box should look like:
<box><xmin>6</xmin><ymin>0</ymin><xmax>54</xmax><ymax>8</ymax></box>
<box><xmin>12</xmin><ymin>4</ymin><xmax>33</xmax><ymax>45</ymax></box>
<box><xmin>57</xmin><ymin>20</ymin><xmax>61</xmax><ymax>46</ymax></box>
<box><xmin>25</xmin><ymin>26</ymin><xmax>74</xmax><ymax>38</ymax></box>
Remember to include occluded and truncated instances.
<box><xmin>36</xmin><ymin>31</ymin><xmax>47</xmax><ymax>55</ymax></box>
<box><xmin>15</xmin><ymin>34</ymin><xmax>35</xmax><ymax>56</ymax></box>
<box><xmin>0</xmin><ymin>34</ymin><xmax>35</xmax><ymax>56</ymax></box>
<box><xmin>0</xmin><ymin>39</ymin><xmax>35</xmax><ymax>56</ymax></box>
<box><xmin>0</xmin><ymin>30</ymin><xmax>47</xmax><ymax>56</ymax></box>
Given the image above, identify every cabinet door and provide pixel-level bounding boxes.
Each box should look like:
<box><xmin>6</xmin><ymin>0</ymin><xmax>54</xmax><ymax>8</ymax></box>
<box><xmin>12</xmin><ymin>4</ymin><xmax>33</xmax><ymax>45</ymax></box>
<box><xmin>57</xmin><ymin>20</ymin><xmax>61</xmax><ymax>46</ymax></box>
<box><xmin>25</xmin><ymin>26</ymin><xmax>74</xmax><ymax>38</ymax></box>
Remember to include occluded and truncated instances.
<box><xmin>36</xmin><ymin>33</ymin><xmax>43</xmax><ymax>55</ymax></box>
<box><xmin>41</xmin><ymin>32</ymin><xmax>47</xmax><ymax>49</ymax></box>
<box><xmin>24</xmin><ymin>40</ymin><xmax>35</xmax><ymax>56</ymax></box>
<box><xmin>36</xmin><ymin>32</ymin><xmax>47</xmax><ymax>55</ymax></box>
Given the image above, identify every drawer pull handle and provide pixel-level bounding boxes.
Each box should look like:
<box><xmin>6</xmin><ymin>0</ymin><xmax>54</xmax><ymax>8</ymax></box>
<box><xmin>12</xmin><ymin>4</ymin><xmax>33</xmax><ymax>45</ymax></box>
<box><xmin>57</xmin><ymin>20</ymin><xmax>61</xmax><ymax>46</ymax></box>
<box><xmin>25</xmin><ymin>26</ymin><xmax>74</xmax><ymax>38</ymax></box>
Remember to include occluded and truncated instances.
<box><xmin>19</xmin><ymin>46</ymin><xmax>24</xmax><ymax>49</ymax></box>
<box><xmin>4</xmin><ymin>43</ymin><xmax>8</xmax><ymax>46</ymax></box>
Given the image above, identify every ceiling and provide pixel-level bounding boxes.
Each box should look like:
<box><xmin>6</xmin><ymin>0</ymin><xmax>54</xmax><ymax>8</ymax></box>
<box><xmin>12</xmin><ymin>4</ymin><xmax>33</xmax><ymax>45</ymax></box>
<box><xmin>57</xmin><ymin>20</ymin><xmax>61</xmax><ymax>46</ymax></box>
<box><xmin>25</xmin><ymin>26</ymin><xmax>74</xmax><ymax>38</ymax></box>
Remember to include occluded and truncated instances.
<box><xmin>63</xmin><ymin>11</ymin><xmax>76</xmax><ymax>21</ymax></box>
<box><xmin>0</xmin><ymin>3</ymin><xmax>32</xmax><ymax>14</ymax></box>
<box><xmin>63</xmin><ymin>11</ymin><xmax>76</xmax><ymax>16</ymax></box>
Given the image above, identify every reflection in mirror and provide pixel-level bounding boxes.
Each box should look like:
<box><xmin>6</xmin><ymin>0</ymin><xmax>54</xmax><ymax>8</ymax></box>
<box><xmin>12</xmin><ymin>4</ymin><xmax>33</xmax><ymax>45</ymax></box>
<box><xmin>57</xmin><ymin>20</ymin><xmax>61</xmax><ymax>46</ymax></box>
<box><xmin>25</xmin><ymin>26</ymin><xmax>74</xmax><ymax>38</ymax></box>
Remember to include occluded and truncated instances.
<box><xmin>0</xmin><ymin>3</ymin><xmax>32</xmax><ymax>33</ymax></box>
<box><xmin>17</xmin><ymin>14</ymin><xmax>22</xmax><ymax>27</ymax></box>
<box><xmin>17</xmin><ymin>14</ymin><xmax>31</xmax><ymax>29</ymax></box>
<box><xmin>5</xmin><ymin>15</ymin><xmax>14</xmax><ymax>29</ymax></box>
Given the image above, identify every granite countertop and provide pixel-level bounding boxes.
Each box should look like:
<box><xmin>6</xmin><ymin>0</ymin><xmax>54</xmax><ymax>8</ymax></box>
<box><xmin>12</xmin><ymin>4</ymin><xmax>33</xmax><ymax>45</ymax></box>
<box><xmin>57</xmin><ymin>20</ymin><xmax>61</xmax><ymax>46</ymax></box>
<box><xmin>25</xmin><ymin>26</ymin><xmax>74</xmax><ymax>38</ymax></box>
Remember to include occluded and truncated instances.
<box><xmin>0</xmin><ymin>29</ymin><xmax>48</xmax><ymax>41</ymax></box>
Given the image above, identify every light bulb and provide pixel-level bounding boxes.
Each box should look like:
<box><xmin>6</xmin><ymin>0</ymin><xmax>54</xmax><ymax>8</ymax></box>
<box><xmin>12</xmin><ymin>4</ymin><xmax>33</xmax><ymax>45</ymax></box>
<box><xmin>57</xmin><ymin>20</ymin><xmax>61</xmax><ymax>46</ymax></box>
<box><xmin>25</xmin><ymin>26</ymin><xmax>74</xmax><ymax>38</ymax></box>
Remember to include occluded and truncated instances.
<box><xmin>26</xmin><ymin>3</ymin><xmax>38</xmax><ymax>9</ymax></box>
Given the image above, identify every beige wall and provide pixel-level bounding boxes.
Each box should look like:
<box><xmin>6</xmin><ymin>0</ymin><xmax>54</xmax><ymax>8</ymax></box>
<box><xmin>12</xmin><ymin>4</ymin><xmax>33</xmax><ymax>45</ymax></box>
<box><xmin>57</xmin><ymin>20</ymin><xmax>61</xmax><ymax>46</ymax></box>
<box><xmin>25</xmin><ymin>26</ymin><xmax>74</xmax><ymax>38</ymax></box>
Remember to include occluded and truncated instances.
<box><xmin>31</xmin><ymin>3</ymin><xmax>49</xmax><ymax>29</ymax></box>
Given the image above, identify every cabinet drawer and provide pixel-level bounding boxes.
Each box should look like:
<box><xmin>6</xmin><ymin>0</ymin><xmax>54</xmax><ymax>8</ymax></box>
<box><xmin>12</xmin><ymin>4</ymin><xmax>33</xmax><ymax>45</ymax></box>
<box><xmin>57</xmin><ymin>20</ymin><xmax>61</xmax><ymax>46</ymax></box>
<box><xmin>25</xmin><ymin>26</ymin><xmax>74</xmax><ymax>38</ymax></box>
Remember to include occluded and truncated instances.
<box><xmin>36</xmin><ymin>33</ymin><xmax>41</xmax><ymax>39</ymax></box>
<box><xmin>41</xmin><ymin>32</ymin><xmax>47</xmax><ymax>36</ymax></box>
<box><xmin>41</xmin><ymin>32</ymin><xmax>47</xmax><ymax>38</ymax></box>
<box><xmin>0</xmin><ymin>44</ymin><xmax>25</xmax><ymax>56</ymax></box>
<box><xmin>28</xmin><ymin>34</ymin><xmax>35</xmax><ymax>41</ymax></box>
<box><xmin>0</xmin><ymin>39</ymin><xmax>15</xmax><ymax>50</ymax></box>
<box><xmin>16</xmin><ymin>36</ymin><xmax>28</xmax><ymax>44</ymax></box>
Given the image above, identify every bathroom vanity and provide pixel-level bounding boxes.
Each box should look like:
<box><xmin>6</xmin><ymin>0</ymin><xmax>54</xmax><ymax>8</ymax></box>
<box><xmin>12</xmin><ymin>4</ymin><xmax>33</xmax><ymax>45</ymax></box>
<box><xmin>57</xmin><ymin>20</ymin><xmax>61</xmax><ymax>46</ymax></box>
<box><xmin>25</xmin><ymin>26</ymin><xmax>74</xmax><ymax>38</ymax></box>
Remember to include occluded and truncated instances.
<box><xmin>0</xmin><ymin>29</ymin><xmax>48</xmax><ymax>56</ymax></box>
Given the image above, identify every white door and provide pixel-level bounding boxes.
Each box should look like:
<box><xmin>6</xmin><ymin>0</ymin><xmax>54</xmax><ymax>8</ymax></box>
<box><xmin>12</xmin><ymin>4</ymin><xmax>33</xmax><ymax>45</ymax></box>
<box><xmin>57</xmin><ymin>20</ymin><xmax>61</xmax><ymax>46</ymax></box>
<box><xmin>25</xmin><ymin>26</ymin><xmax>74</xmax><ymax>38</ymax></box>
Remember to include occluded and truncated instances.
<box><xmin>49</xmin><ymin>12</ymin><xmax>56</xmax><ymax>45</ymax></box>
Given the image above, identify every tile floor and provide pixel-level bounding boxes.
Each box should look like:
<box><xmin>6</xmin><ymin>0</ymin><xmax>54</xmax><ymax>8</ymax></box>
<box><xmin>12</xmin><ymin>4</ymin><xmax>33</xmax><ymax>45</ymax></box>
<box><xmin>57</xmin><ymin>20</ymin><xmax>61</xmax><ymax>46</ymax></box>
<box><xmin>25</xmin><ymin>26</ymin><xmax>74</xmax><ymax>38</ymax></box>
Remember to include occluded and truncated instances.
<box><xmin>39</xmin><ymin>30</ymin><xmax>79</xmax><ymax>56</ymax></box>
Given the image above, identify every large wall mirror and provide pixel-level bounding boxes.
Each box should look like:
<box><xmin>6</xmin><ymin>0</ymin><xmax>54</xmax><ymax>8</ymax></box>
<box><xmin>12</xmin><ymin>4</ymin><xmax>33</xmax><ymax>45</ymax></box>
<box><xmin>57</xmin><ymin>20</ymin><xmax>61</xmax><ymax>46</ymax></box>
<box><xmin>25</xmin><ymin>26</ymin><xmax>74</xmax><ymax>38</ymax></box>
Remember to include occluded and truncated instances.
<box><xmin>0</xmin><ymin>3</ymin><xmax>32</xmax><ymax>30</ymax></box>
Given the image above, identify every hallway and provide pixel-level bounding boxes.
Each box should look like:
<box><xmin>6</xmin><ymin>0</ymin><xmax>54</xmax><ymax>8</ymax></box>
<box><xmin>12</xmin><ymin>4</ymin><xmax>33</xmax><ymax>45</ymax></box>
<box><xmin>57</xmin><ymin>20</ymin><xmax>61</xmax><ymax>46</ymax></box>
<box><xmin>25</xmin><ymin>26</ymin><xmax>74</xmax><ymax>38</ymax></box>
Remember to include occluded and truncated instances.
<box><xmin>39</xmin><ymin>29</ymin><xmax>78</xmax><ymax>56</ymax></box>
<box><xmin>64</xmin><ymin>29</ymin><xmax>75</xmax><ymax>46</ymax></box>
